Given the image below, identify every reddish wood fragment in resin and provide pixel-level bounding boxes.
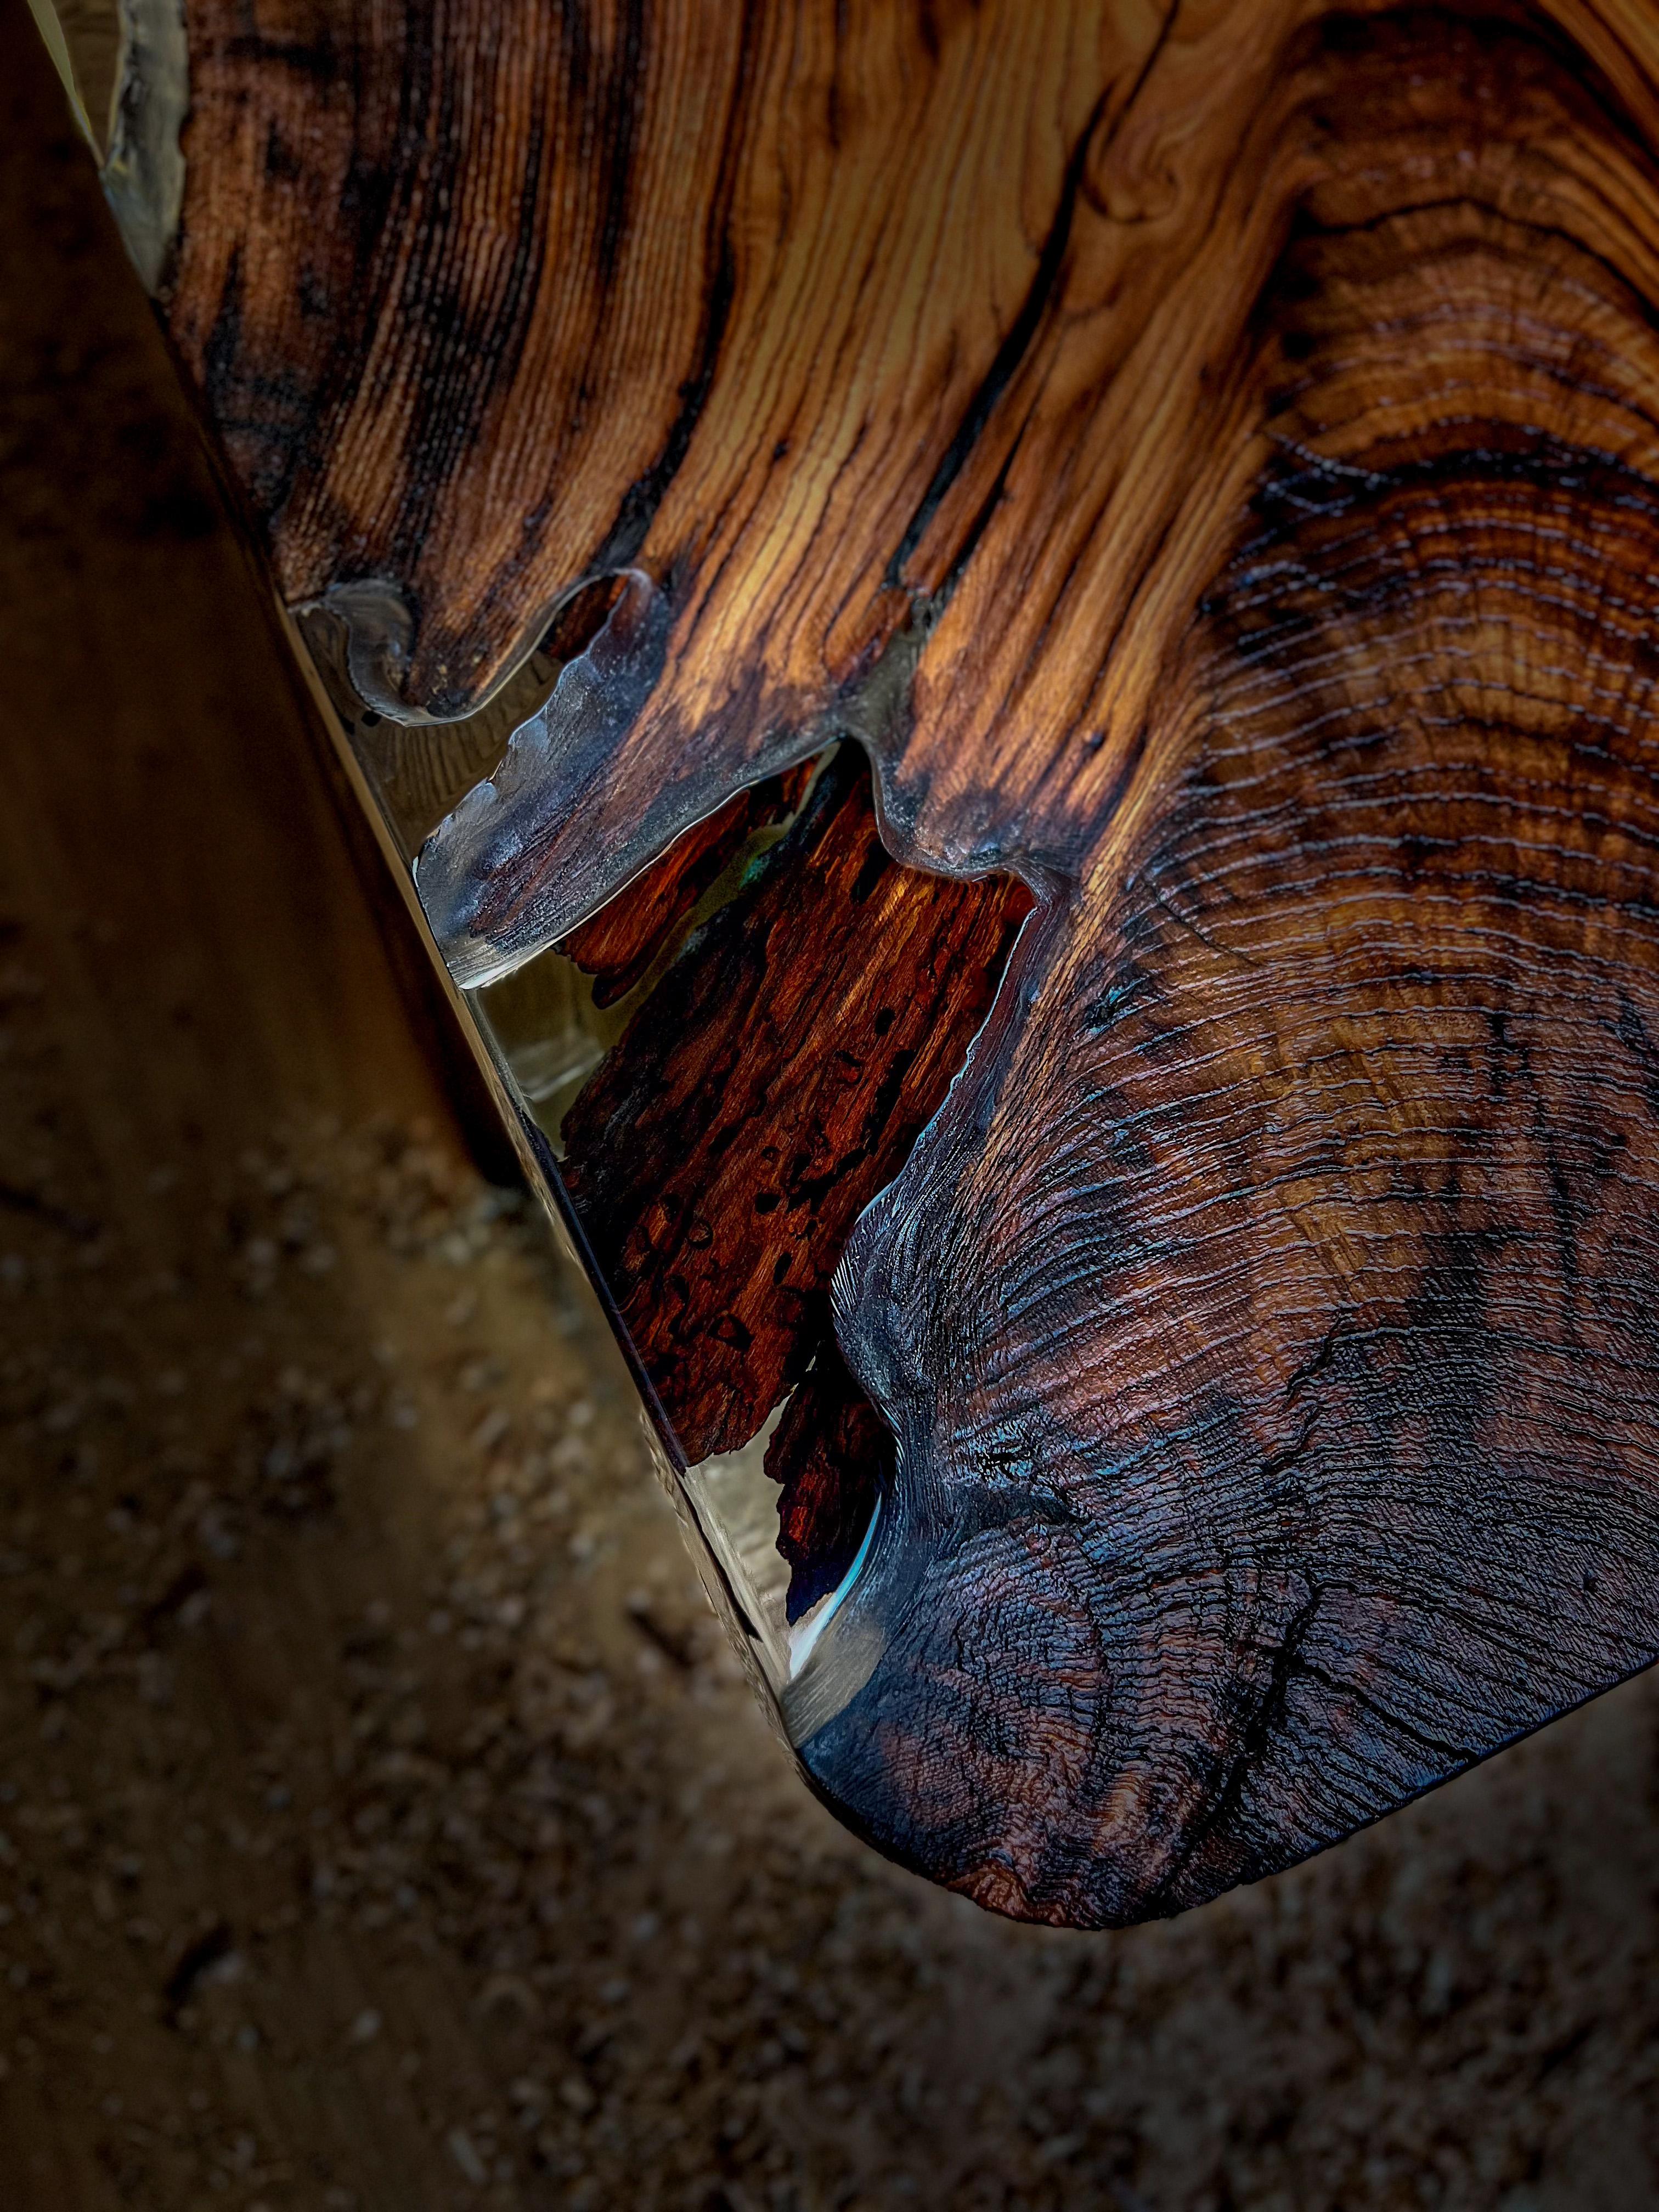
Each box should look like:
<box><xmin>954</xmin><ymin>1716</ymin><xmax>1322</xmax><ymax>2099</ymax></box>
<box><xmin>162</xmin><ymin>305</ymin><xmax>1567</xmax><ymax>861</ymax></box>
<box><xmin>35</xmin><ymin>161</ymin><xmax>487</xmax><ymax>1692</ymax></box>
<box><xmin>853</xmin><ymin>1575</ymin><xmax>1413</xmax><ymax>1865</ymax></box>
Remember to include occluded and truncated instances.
<box><xmin>559</xmin><ymin>766</ymin><xmax>812</xmax><ymax>1008</ymax></box>
<box><xmin>560</xmin><ymin>749</ymin><xmax>1032</xmax><ymax>1471</ymax></box>
<box><xmin>764</xmin><ymin>1341</ymin><xmax>891</xmax><ymax>1623</ymax></box>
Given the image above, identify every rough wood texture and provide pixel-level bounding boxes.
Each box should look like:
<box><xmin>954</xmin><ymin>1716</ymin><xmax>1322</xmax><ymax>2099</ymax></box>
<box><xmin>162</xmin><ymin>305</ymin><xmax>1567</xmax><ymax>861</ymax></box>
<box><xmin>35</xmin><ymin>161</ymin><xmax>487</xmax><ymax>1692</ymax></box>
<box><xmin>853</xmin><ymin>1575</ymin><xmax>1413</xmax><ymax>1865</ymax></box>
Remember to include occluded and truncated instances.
<box><xmin>560</xmin><ymin>748</ymin><xmax>1031</xmax><ymax>1465</ymax></box>
<box><xmin>92</xmin><ymin>0</ymin><xmax>1659</xmax><ymax>1923</ymax></box>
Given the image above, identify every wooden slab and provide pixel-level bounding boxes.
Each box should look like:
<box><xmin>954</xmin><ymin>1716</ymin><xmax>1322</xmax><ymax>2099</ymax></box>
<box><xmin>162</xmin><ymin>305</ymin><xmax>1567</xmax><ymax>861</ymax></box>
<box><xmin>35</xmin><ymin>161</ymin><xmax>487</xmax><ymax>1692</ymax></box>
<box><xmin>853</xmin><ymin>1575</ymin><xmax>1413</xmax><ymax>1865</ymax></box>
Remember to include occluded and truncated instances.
<box><xmin>49</xmin><ymin>0</ymin><xmax>1659</xmax><ymax>1925</ymax></box>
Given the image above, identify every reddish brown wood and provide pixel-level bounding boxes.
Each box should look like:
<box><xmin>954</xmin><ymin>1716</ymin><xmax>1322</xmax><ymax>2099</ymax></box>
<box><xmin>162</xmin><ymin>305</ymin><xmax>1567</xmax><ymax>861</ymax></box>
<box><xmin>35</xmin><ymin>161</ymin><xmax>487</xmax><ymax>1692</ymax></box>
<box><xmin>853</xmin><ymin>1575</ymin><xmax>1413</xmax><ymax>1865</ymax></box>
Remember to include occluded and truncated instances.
<box><xmin>560</xmin><ymin>748</ymin><xmax>1032</xmax><ymax>1463</ymax></box>
<box><xmin>559</xmin><ymin>766</ymin><xmax>812</xmax><ymax>1007</ymax></box>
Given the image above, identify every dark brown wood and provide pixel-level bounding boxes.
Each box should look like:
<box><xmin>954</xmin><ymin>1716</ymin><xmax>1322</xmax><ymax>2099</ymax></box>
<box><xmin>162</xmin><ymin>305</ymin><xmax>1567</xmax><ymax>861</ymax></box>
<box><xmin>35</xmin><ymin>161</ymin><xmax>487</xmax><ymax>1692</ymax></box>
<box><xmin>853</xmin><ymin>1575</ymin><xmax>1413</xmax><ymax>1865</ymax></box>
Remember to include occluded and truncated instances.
<box><xmin>47</xmin><ymin>0</ymin><xmax>1659</xmax><ymax>1926</ymax></box>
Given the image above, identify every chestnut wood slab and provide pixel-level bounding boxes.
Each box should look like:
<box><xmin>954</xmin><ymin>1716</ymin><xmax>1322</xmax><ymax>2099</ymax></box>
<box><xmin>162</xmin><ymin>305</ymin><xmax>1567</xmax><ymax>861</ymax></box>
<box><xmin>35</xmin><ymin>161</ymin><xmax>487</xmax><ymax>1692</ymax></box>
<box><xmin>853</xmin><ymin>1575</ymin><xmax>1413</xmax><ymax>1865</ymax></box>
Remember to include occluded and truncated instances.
<box><xmin>48</xmin><ymin>0</ymin><xmax>1659</xmax><ymax>1925</ymax></box>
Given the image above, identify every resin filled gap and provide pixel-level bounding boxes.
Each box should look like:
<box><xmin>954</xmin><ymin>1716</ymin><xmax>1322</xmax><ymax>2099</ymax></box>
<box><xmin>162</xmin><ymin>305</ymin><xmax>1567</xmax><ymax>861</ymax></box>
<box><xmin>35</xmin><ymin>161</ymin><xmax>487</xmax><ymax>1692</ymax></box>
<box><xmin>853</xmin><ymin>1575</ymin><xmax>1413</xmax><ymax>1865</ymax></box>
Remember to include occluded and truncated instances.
<box><xmin>558</xmin><ymin>748</ymin><xmax>1033</xmax><ymax>1621</ymax></box>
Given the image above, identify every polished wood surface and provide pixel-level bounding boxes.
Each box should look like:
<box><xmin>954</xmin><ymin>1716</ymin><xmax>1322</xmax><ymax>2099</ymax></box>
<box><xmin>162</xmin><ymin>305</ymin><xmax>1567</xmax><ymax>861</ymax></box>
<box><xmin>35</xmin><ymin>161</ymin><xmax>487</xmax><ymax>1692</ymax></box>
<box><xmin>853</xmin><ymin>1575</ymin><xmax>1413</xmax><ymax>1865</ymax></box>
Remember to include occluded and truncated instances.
<box><xmin>60</xmin><ymin>0</ymin><xmax>1659</xmax><ymax>1925</ymax></box>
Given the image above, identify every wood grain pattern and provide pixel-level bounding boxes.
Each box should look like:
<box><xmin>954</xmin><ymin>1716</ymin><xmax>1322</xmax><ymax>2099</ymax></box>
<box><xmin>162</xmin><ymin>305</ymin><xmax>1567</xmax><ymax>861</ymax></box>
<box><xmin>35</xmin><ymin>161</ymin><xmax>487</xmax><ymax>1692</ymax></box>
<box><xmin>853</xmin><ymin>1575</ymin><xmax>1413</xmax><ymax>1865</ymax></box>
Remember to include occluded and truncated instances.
<box><xmin>94</xmin><ymin>0</ymin><xmax>1659</xmax><ymax>1922</ymax></box>
<box><xmin>560</xmin><ymin>747</ymin><xmax>1031</xmax><ymax>1462</ymax></box>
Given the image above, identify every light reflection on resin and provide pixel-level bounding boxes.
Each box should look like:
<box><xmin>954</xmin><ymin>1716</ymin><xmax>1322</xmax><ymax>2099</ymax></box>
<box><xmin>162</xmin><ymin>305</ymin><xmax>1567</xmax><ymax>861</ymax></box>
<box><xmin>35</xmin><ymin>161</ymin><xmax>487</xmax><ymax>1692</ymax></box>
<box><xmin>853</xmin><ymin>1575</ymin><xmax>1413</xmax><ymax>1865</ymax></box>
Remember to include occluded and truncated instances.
<box><xmin>469</xmin><ymin>776</ymin><xmax>815</xmax><ymax>1163</ymax></box>
<box><xmin>299</xmin><ymin>592</ymin><xmax>881</xmax><ymax>1712</ymax></box>
<box><xmin>678</xmin><ymin>1412</ymin><xmax>792</xmax><ymax>1685</ymax></box>
<box><xmin>414</xmin><ymin>572</ymin><xmax>672</xmax><ymax>989</ymax></box>
<box><xmin>460</xmin><ymin>778</ymin><xmax>876</xmax><ymax>1702</ymax></box>
<box><xmin>471</xmin><ymin>946</ymin><xmax>617</xmax><ymax>1159</ymax></box>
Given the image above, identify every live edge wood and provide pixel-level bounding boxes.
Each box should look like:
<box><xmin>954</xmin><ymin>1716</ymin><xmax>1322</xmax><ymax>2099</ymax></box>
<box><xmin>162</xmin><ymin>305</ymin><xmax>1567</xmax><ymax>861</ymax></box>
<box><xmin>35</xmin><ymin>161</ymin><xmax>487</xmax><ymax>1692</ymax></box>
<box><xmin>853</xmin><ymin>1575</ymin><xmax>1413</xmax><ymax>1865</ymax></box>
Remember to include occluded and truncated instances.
<box><xmin>80</xmin><ymin>0</ymin><xmax>1659</xmax><ymax>1924</ymax></box>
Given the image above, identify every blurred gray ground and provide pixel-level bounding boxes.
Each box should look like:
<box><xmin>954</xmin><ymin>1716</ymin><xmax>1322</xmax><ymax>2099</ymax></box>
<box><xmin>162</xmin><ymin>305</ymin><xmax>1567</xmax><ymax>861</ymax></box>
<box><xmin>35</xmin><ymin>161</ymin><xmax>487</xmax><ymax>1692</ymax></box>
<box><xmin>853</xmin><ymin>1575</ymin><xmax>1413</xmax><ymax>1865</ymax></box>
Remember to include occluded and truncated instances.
<box><xmin>3</xmin><ymin>3</ymin><xmax>1659</xmax><ymax>2205</ymax></box>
